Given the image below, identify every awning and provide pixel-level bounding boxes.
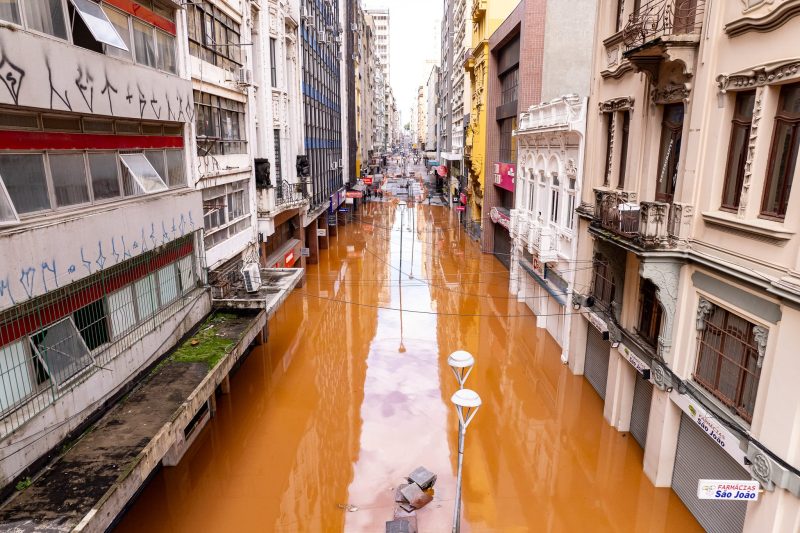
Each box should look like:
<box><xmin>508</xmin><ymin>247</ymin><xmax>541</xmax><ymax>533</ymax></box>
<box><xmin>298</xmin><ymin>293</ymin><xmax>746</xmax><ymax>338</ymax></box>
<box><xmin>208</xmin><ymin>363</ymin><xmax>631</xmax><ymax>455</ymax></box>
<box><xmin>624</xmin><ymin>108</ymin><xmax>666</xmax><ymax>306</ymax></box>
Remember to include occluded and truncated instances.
<box><xmin>519</xmin><ymin>259</ymin><xmax>566</xmax><ymax>306</ymax></box>
<box><xmin>441</xmin><ymin>152</ymin><xmax>462</xmax><ymax>161</ymax></box>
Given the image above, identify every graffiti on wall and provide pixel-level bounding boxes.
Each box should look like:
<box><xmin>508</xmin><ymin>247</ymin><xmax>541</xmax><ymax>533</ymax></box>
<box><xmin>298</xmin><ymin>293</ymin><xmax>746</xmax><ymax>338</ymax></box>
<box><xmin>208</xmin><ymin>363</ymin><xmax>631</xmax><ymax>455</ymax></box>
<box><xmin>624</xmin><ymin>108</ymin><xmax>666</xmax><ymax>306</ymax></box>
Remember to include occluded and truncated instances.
<box><xmin>0</xmin><ymin>210</ymin><xmax>196</xmax><ymax>309</ymax></box>
<box><xmin>0</xmin><ymin>31</ymin><xmax>192</xmax><ymax>122</ymax></box>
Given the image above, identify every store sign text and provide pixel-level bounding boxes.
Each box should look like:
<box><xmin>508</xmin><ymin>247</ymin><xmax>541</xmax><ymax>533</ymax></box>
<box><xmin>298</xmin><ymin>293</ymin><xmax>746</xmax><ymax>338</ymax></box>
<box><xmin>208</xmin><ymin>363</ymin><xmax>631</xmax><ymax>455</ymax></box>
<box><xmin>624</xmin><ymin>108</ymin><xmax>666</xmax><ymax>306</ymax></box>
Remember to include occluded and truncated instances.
<box><xmin>697</xmin><ymin>480</ymin><xmax>760</xmax><ymax>501</ymax></box>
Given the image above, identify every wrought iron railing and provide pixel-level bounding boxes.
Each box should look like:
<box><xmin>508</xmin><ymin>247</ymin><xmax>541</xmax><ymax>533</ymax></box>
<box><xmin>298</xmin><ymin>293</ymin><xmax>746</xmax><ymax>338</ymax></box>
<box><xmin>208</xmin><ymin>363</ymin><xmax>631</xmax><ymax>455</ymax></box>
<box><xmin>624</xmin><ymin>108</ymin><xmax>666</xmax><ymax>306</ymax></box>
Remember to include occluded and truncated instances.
<box><xmin>622</xmin><ymin>0</ymin><xmax>706</xmax><ymax>51</ymax></box>
<box><xmin>596</xmin><ymin>190</ymin><xmax>640</xmax><ymax>238</ymax></box>
<box><xmin>275</xmin><ymin>180</ymin><xmax>308</xmax><ymax>207</ymax></box>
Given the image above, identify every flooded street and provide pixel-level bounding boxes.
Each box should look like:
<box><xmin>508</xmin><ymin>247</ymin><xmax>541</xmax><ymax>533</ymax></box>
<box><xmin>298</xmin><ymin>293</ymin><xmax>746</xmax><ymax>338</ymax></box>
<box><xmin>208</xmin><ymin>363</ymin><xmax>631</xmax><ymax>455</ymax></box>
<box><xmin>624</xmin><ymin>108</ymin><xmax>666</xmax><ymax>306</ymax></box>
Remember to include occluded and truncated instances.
<box><xmin>116</xmin><ymin>202</ymin><xmax>701</xmax><ymax>532</ymax></box>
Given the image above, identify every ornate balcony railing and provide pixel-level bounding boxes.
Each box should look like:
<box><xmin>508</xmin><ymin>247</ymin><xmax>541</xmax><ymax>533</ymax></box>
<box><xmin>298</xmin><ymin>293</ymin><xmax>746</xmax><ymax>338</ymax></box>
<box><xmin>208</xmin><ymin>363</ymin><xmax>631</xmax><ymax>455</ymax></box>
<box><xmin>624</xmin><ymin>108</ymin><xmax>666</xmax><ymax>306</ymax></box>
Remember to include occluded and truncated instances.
<box><xmin>622</xmin><ymin>0</ymin><xmax>706</xmax><ymax>51</ymax></box>
<box><xmin>275</xmin><ymin>180</ymin><xmax>308</xmax><ymax>207</ymax></box>
<box><xmin>593</xmin><ymin>189</ymin><xmax>692</xmax><ymax>247</ymax></box>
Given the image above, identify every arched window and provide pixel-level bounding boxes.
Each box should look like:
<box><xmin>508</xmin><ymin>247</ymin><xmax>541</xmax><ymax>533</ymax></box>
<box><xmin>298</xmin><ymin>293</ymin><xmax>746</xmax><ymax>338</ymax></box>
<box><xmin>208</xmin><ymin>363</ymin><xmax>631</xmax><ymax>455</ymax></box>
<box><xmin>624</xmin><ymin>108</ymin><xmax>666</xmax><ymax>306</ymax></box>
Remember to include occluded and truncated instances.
<box><xmin>549</xmin><ymin>172</ymin><xmax>560</xmax><ymax>224</ymax></box>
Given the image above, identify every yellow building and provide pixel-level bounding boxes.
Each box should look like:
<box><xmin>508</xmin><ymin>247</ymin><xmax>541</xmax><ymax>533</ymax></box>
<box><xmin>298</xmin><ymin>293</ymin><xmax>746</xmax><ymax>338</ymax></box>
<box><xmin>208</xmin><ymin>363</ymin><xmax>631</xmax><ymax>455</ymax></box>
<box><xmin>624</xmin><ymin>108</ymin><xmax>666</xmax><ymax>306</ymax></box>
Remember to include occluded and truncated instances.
<box><xmin>465</xmin><ymin>0</ymin><xmax>520</xmax><ymax>232</ymax></box>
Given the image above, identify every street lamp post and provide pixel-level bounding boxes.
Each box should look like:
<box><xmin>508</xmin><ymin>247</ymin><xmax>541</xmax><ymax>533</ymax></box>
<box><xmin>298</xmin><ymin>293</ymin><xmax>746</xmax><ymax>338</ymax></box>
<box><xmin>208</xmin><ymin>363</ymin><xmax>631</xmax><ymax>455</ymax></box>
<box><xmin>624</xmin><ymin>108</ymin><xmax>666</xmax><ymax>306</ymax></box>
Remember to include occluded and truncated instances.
<box><xmin>447</xmin><ymin>351</ymin><xmax>476</xmax><ymax>532</ymax></box>
<box><xmin>450</xmin><ymin>388</ymin><xmax>481</xmax><ymax>533</ymax></box>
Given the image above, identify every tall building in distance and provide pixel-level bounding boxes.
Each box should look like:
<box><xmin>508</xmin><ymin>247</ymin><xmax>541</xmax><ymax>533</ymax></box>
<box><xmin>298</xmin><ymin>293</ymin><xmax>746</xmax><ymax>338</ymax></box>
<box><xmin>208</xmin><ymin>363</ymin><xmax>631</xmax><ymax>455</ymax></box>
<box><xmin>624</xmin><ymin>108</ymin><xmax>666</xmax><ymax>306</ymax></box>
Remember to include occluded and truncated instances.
<box><xmin>365</xmin><ymin>8</ymin><xmax>390</xmax><ymax>81</ymax></box>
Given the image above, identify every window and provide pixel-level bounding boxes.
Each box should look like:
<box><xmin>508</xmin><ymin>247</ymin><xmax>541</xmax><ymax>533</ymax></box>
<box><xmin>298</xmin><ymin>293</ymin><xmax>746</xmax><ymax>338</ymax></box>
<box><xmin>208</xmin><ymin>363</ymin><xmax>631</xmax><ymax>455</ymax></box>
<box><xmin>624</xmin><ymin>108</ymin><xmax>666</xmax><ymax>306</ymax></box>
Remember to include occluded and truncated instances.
<box><xmin>637</xmin><ymin>279</ymin><xmax>663</xmax><ymax>347</ymax></box>
<box><xmin>145</xmin><ymin>150</ymin><xmax>166</xmax><ymax>181</ymax></box>
<box><xmin>202</xmin><ymin>180</ymin><xmax>250</xmax><ymax>248</ymax></box>
<box><xmin>133</xmin><ymin>19</ymin><xmax>157</xmax><ymax>67</ymax></box>
<box><xmin>603</xmin><ymin>113</ymin><xmax>614</xmax><ymax>186</ymax></box>
<box><xmin>165</xmin><ymin>149</ymin><xmax>186</xmax><ymax>187</ymax></box>
<box><xmin>566</xmin><ymin>177</ymin><xmax>576</xmax><ymax>230</ymax></box>
<box><xmin>270</xmin><ymin>38</ymin><xmax>278</xmax><ymax>87</ymax></box>
<box><xmin>0</xmin><ymin>0</ymin><xmax>21</xmax><ymax>25</ymax></box>
<box><xmin>656</xmin><ymin>104</ymin><xmax>684</xmax><ymax>203</ymax></box>
<box><xmin>0</xmin><ymin>174</ymin><xmax>18</xmax><ymax>225</ymax></box>
<box><xmin>720</xmin><ymin>91</ymin><xmax>756</xmax><ymax>211</ymax></box>
<box><xmin>618</xmin><ymin>111</ymin><xmax>630</xmax><ymax>189</ymax></box>
<box><xmin>73</xmin><ymin>299</ymin><xmax>110</xmax><ymax>351</ymax></box>
<box><xmin>120</xmin><ymin>153</ymin><xmax>168</xmax><ymax>195</ymax></box>
<box><xmin>25</xmin><ymin>0</ymin><xmax>67</xmax><ymax>39</ymax></box>
<box><xmin>761</xmin><ymin>83</ymin><xmax>800</xmax><ymax>219</ymax></box>
<box><xmin>30</xmin><ymin>318</ymin><xmax>93</xmax><ymax>388</ymax></box>
<box><xmin>527</xmin><ymin>170</ymin><xmax>535</xmax><ymax>211</ymax></box>
<box><xmin>694</xmin><ymin>302</ymin><xmax>762</xmax><ymax>422</ymax></box>
<box><xmin>88</xmin><ymin>152</ymin><xmax>122</xmax><ymax>200</ymax></box>
<box><xmin>158</xmin><ymin>264</ymin><xmax>179</xmax><ymax>305</ymax></box>
<box><xmin>49</xmin><ymin>153</ymin><xmax>90</xmax><ymax>207</ymax></box>
<box><xmin>194</xmin><ymin>91</ymin><xmax>247</xmax><ymax>155</ymax></box>
<box><xmin>187</xmin><ymin>2</ymin><xmax>242</xmax><ymax>71</ymax></box>
<box><xmin>0</xmin><ymin>341</ymin><xmax>34</xmax><ymax>414</ymax></box>
<box><xmin>134</xmin><ymin>274</ymin><xmax>158</xmax><ymax>319</ymax></box>
<box><xmin>0</xmin><ymin>154</ymin><xmax>50</xmax><ymax>214</ymax></box>
<box><xmin>274</xmin><ymin>129</ymin><xmax>283</xmax><ymax>184</ymax></box>
<box><xmin>498</xmin><ymin>117</ymin><xmax>517</xmax><ymax>163</ymax></box>
<box><xmin>108</xmin><ymin>286</ymin><xmax>136</xmax><ymax>337</ymax></box>
<box><xmin>500</xmin><ymin>68</ymin><xmax>518</xmax><ymax>105</ymax></box>
<box><xmin>103</xmin><ymin>6</ymin><xmax>133</xmax><ymax>61</ymax></box>
<box><xmin>177</xmin><ymin>256</ymin><xmax>195</xmax><ymax>294</ymax></box>
<box><xmin>591</xmin><ymin>255</ymin><xmax>615</xmax><ymax>309</ymax></box>
<box><xmin>549</xmin><ymin>173</ymin><xmax>560</xmax><ymax>224</ymax></box>
<box><xmin>615</xmin><ymin>0</ymin><xmax>625</xmax><ymax>32</ymax></box>
<box><xmin>70</xmin><ymin>0</ymin><xmax>128</xmax><ymax>51</ymax></box>
<box><xmin>155</xmin><ymin>30</ymin><xmax>176</xmax><ymax>73</ymax></box>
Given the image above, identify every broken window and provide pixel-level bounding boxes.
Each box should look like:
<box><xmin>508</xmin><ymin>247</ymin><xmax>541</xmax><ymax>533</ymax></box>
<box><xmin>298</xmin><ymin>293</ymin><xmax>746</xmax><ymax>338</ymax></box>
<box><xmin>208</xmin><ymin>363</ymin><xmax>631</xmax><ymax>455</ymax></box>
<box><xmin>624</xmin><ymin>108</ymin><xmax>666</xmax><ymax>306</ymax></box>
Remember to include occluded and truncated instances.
<box><xmin>120</xmin><ymin>153</ymin><xmax>168</xmax><ymax>196</ymax></box>
<box><xmin>30</xmin><ymin>318</ymin><xmax>94</xmax><ymax>388</ymax></box>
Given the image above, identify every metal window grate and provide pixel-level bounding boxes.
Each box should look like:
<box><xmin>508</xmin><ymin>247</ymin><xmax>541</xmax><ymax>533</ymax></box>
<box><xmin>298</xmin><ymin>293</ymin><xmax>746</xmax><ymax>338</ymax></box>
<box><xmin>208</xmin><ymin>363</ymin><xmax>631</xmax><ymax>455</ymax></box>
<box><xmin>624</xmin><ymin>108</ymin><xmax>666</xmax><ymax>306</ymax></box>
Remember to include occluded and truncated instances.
<box><xmin>0</xmin><ymin>235</ymin><xmax>199</xmax><ymax>436</ymax></box>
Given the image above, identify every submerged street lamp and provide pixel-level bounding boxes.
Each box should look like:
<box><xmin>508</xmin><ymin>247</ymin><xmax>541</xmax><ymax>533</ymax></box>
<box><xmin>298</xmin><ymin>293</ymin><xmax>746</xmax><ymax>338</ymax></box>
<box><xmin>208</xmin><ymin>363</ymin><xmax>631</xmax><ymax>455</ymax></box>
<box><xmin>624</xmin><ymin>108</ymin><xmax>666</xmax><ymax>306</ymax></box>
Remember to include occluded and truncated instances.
<box><xmin>451</xmin><ymin>388</ymin><xmax>482</xmax><ymax>533</ymax></box>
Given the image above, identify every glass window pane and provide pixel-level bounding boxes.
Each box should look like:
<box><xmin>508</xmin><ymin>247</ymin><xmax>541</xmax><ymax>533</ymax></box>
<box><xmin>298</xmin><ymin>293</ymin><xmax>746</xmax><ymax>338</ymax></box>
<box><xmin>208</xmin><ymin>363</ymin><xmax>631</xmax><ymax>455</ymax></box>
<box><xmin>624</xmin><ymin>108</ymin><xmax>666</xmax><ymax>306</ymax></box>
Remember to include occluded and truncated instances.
<box><xmin>0</xmin><ymin>340</ymin><xmax>33</xmax><ymax>414</ymax></box>
<box><xmin>0</xmin><ymin>0</ymin><xmax>21</xmax><ymax>24</ymax></box>
<box><xmin>165</xmin><ymin>149</ymin><xmax>185</xmax><ymax>187</ymax></box>
<box><xmin>155</xmin><ymin>30</ymin><xmax>176</xmax><ymax>73</ymax></box>
<box><xmin>49</xmin><ymin>153</ymin><xmax>90</xmax><ymax>207</ymax></box>
<box><xmin>158</xmin><ymin>264</ymin><xmax>178</xmax><ymax>305</ymax></box>
<box><xmin>177</xmin><ymin>256</ymin><xmax>195</xmax><ymax>293</ymax></box>
<box><xmin>69</xmin><ymin>0</ymin><xmax>128</xmax><ymax>50</ymax></box>
<box><xmin>133</xmin><ymin>20</ymin><xmax>156</xmax><ymax>67</ymax></box>
<box><xmin>108</xmin><ymin>286</ymin><xmax>136</xmax><ymax>336</ymax></box>
<box><xmin>135</xmin><ymin>274</ymin><xmax>158</xmax><ymax>318</ymax></box>
<box><xmin>88</xmin><ymin>152</ymin><xmax>121</xmax><ymax>200</ymax></box>
<box><xmin>30</xmin><ymin>318</ymin><xmax>92</xmax><ymax>387</ymax></box>
<box><xmin>120</xmin><ymin>153</ymin><xmax>167</xmax><ymax>195</ymax></box>
<box><xmin>144</xmin><ymin>150</ymin><xmax>166</xmax><ymax>181</ymax></box>
<box><xmin>24</xmin><ymin>0</ymin><xmax>67</xmax><ymax>39</ymax></box>
<box><xmin>0</xmin><ymin>176</ymin><xmax>18</xmax><ymax>224</ymax></box>
<box><xmin>73</xmin><ymin>299</ymin><xmax>109</xmax><ymax>351</ymax></box>
<box><xmin>0</xmin><ymin>154</ymin><xmax>50</xmax><ymax>213</ymax></box>
<box><xmin>103</xmin><ymin>6</ymin><xmax>132</xmax><ymax>61</ymax></box>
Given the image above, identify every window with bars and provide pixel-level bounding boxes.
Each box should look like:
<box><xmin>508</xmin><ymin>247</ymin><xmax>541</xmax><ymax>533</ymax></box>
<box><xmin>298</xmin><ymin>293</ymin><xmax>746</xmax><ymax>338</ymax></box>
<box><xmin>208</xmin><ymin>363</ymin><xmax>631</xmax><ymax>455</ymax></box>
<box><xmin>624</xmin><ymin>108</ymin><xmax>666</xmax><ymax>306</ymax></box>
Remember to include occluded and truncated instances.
<box><xmin>274</xmin><ymin>129</ymin><xmax>283</xmax><ymax>184</ymax></box>
<box><xmin>694</xmin><ymin>302</ymin><xmax>762</xmax><ymax>422</ymax></box>
<box><xmin>761</xmin><ymin>83</ymin><xmax>800</xmax><ymax>220</ymax></box>
<box><xmin>186</xmin><ymin>1</ymin><xmax>241</xmax><ymax>71</ymax></box>
<box><xmin>194</xmin><ymin>91</ymin><xmax>247</xmax><ymax>155</ymax></box>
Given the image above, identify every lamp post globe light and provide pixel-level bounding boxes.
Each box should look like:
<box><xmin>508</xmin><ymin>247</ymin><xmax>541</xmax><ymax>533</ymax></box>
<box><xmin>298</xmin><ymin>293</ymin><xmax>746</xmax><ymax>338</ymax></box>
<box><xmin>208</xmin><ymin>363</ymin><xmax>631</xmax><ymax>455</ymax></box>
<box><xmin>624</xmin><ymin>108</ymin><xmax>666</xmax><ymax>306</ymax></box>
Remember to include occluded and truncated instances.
<box><xmin>450</xmin><ymin>388</ymin><xmax>481</xmax><ymax>533</ymax></box>
<box><xmin>447</xmin><ymin>350</ymin><xmax>475</xmax><ymax>389</ymax></box>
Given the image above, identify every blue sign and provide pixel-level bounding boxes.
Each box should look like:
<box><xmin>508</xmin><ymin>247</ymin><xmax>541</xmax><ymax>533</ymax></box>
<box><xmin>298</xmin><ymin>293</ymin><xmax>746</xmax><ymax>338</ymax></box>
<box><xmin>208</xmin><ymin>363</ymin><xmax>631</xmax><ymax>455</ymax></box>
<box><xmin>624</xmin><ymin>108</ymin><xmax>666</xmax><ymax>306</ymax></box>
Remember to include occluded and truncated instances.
<box><xmin>339</xmin><ymin>207</ymin><xmax>350</xmax><ymax>213</ymax></box>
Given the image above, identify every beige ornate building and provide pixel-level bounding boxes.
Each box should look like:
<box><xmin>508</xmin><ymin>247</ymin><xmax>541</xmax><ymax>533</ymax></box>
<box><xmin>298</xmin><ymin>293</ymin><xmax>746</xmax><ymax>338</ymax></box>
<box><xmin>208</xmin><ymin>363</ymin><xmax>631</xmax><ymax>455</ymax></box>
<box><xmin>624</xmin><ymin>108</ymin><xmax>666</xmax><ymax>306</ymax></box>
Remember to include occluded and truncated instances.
<box><xmin>569</xmin><ymin>1</ymin><xmax>800</xmax><ymax>531</ymax></box>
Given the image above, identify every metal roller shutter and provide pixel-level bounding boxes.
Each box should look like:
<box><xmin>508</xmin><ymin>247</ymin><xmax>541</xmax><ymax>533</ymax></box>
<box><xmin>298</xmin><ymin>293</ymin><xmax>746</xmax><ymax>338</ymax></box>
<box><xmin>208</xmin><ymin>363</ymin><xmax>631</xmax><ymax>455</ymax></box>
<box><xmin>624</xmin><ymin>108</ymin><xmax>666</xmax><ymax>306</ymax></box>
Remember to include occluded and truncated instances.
<box><xmin>671</xmin><ymin>414</ymin><xmax>749</xmax><ymax>533</ymax></box>
<box><xmin>629</xmin><ymin>377</ymin><xmax>653</xmax><ymax>449</ymax></box>
<box><xmin>584</xmin><ymin>326</ymin><xmax>610</xmax><ymax>399</ymax></box>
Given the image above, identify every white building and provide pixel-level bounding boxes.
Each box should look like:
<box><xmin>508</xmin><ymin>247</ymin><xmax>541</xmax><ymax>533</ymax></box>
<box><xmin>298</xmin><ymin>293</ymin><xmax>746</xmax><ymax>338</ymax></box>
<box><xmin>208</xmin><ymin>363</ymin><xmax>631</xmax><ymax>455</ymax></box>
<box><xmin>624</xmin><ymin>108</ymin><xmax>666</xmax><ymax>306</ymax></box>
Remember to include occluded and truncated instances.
<box><xmin>365</xmin><ymin>8</ymin><xmax>389</xmax><ymax>81</ymax></box>
<box><xmin>0</xmin><ymin>0</ymin><xmax>207</xmax><ymax>485</ymax></box>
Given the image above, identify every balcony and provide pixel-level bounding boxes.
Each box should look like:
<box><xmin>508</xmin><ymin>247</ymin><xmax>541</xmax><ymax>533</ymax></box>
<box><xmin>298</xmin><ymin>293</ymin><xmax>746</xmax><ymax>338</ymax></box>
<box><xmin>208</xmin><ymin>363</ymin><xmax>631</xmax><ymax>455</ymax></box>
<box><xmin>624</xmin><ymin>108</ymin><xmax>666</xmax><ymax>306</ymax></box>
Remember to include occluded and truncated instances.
<box><xmin>529</xmin><ymin>223</ymin><xmax>559</xmax><ymax>263</ymax></box>
<box><xmin>622</xmin><ymin>0</ymin><xmax>706</xmax><ymax>82</ymax></box>
<box><xmin>472</xmin><ymin>0</ymin><xmax>487</xmax><ymax>21</ymax></box>
<box><xmin>592</xmin><ymin>189</ymin><xmax>692</xmax><ymax>248</ymax></box>
<box><xmin>257</xmin><ymin>180</ymin><xmax>309</xmax><ymax>217</ymax></box>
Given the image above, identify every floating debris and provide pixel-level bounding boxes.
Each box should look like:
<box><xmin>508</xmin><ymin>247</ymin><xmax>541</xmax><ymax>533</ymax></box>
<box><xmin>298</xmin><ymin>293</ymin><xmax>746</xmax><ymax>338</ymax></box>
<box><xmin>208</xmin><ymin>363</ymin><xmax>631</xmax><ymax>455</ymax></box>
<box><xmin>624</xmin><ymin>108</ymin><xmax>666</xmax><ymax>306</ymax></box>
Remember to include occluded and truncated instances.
<box><xmin>337</xmin><ymin>503</ymin><xmax>359</xmax><ymax>512</ymax></box>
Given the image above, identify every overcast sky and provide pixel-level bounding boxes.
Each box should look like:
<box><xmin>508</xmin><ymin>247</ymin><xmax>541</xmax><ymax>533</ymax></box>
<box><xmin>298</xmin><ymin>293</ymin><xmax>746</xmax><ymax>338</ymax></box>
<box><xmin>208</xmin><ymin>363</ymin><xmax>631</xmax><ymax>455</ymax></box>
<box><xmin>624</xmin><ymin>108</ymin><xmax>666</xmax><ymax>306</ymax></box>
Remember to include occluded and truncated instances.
<box><xmin>362</xmin><ymin>0</ymin><xmax>441</xmax><ymax>125</ymax></box>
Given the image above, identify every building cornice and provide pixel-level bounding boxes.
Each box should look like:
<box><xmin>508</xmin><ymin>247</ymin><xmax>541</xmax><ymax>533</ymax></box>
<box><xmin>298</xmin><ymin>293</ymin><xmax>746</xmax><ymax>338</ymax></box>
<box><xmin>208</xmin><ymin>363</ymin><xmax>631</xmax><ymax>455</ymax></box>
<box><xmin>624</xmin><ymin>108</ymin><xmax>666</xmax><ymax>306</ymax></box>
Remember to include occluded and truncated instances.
<box><xmin>716</xmin><ymin>58</ymin><xmax>800</xmax><ymax>92</ymax></box>
<box><xmin>725</xmin><ymin>0</ymin><xmax>800</xmax><ymax>36</ymax></box>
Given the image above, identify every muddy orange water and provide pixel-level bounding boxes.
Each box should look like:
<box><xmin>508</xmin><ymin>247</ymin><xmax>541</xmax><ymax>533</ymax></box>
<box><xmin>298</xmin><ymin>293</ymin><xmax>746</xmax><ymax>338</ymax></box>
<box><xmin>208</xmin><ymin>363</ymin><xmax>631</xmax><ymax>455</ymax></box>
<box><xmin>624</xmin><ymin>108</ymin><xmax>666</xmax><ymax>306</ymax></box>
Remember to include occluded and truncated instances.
<box><xmin>115</xmin><ymin>202</ymin><xmax>701</xmax><ymax>532</ymax></box>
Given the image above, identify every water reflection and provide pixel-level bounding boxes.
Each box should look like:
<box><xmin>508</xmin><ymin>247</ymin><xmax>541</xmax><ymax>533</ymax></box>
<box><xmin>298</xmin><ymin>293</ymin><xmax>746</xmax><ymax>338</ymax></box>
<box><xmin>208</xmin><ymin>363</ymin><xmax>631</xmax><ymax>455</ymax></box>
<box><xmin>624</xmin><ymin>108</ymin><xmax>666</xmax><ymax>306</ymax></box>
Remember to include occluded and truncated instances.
<box><xmin>115</xmin><ymin>202</ymin><xmax>700</xmax><ymax>532</ymax></box>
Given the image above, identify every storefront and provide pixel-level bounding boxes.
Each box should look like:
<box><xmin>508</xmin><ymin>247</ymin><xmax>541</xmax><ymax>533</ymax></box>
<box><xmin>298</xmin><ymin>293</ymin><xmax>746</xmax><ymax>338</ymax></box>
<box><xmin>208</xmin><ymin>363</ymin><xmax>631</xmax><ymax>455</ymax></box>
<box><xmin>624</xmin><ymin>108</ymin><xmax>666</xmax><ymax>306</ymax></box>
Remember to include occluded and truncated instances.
<box><xmin>670</xmin><ymin>393</ymin><xmax>751</xmax><ymax>532</ymax></box>
<box><xmin>584</xmin><ymin>324</ymin><xmax>611</xmax><ymax>400</ymax></box>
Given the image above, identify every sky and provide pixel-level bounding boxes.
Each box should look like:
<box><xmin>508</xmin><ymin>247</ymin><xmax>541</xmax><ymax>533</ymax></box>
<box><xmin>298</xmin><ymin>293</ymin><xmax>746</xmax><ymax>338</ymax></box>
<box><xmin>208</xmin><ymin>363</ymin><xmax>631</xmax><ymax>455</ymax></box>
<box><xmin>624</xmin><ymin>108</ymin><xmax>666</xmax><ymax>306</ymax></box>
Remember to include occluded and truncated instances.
<box><xmin>362</xmin><ymin>0</ymin><xmax>441</xmax><ymax>125</ymax></box>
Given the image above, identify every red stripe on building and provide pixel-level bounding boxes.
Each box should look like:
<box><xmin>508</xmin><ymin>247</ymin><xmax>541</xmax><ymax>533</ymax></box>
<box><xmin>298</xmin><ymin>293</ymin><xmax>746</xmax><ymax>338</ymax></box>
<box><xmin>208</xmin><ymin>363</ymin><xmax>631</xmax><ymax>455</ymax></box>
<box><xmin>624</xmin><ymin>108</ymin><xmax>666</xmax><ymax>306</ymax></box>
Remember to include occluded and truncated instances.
<box><xmin>0</xmin><ymin>131</ymin><xmax>183</xmax><ymax>151</ymax></box>
<box><xmin>0</xmin><ymin>241</ymin><xmax>194</xmax><ymax>346</ymax></box>
<box><xmin>104</xmin><ymin>0</ymin><xmax>177</xmax><ymax>35</ymax></box>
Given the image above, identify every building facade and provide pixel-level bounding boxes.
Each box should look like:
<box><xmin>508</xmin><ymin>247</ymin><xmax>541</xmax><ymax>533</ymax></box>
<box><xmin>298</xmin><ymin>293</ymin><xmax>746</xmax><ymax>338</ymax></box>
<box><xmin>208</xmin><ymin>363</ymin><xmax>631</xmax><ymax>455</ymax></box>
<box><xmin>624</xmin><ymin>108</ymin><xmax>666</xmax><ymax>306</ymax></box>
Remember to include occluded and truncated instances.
<box><xmin>508</xmin><ymin>0</ymin><xmax>598</xmax><ymax>361</ymax></box>
<box><xmin>568</xmin><ymin>1</ymin><xmax>800</xmax><ymax>531</ymax></box>
<box><xmin>0</xmin><ymin>0</ymin><xmax>207</xmax><ymax>486</ymax></box>
<box><xmin>426</xmin><ymin>65</ymin><xmax>440</xmax><ymax>154</ymax></box>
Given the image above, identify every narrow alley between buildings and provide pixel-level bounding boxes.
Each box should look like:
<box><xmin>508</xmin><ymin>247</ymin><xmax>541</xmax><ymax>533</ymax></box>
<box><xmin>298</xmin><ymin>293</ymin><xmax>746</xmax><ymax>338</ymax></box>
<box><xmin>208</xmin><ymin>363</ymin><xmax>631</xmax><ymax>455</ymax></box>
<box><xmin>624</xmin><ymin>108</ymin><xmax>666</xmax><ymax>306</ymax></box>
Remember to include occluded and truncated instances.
<box><xmin>115</xmin><ymin>201</ymin><xmax>701</xmax><ymax>532</ymax></box>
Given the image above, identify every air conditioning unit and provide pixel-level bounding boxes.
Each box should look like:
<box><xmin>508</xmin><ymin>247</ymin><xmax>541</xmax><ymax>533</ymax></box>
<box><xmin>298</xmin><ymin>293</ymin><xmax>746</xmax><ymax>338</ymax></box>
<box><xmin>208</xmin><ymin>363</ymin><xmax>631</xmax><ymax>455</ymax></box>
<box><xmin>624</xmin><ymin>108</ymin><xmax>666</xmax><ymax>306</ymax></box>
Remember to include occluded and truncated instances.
<box><xmin>236</xmin><ymin>67</ymin><xmax>252</xmax><ymax>86</ymax></box>
<box><xmin>241</xmin><ymin>263</ymin><xmax>262</xmax><ymax>293</ymax></box>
